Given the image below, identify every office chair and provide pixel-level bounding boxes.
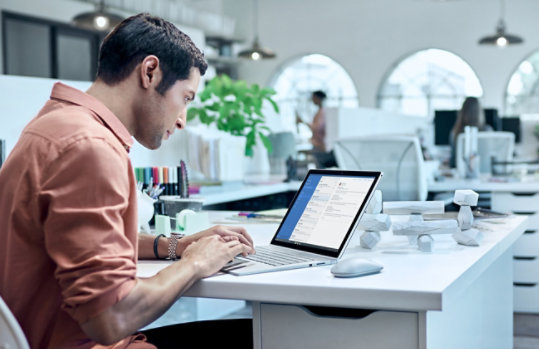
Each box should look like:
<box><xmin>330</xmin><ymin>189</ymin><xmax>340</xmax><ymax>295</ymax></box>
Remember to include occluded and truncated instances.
<box><xmin>333</xmin><ymin>135</ymin><xmax>427</xmax><ymax>201</ymax></box>
<box><xmin>267</xmin><ymin>132</ymin><xmax>297</xmax><ymax>175</ymax></box>
<box><xmin>0</xmin><ymin>296</ymin><xmax>30</xmax><ymax>349</ymax></box>
<box><xmin>456</xmin><ymin>131</ymin><xmax>515</xmax><ymax>176</ymax></box>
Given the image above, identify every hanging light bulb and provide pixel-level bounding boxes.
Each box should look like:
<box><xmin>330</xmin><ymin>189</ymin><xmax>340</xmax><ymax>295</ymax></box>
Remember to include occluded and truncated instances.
<box><xmin>72</xmin><ymin>0</ymin><xmax>123</xmax><ymax>32</ymax></box>
<box><xmin>478</xmin><ymin>0</ymin><xmax>523</xmax><ymax>47</ymax></box>
<box><xmin>238</xmin><ymin>0</ymin><xmax>276</xmax><ymax>60</ymax></box>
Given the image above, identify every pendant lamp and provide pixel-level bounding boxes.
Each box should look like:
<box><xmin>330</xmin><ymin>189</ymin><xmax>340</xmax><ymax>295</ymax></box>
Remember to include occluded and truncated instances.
<box><xmin>72</xmin><ymin>0</ymin><xmax>124</xmax><ymax>32</ymax></box>
<box><xmin>238</xmin><ymin>0</ymin><xmax>276</xmax><ymax>60</ymax></box>
<box><xmin>478</xmin><ymin>0</ymin><xmax>523</xmax><ymax>47</ymax></box>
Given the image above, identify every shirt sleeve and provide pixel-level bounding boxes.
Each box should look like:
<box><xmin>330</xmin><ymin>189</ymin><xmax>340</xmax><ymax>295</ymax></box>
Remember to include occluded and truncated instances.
<box><xmin>40</xmin><ymin>136</ymin><xmax>137</xmax><ymax>324</ymax></box>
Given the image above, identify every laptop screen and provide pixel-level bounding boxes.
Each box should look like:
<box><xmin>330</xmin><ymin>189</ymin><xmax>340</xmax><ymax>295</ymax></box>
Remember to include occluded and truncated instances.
<box><xmin>271</xmin><ymin>169</ymin><xmax>382</xmax><ymax>258</ymax></box>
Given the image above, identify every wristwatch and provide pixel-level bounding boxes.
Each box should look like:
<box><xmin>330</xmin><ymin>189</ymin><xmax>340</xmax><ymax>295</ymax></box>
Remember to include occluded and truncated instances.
<box><xmin>168</xmin><ymin>233</ymin><xmax>185</xmax><ymax>261</ymax></box>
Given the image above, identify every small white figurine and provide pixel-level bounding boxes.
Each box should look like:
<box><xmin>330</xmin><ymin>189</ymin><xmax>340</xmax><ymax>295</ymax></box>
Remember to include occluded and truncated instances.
<box><xmin>453</xmin><ymin>189</ymin><xmax>479</xmax><ymax>230</ymax></box>
<box><xmin>452</xmin><ymin>189</ymin><xmax>483</xmax><ymax>246</ymax></box>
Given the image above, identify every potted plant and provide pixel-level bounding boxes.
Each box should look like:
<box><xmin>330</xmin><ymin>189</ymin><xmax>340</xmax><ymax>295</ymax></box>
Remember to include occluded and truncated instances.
<box><xmin>186</xmin><ymin>74</ymin><xmax>280</xmax><ymax>157</ymax></box>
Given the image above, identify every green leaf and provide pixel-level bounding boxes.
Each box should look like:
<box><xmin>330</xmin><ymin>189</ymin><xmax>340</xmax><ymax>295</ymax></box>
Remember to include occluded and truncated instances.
<box><xmin>265</xmin><ymin>97</ymin><xmax>280</xmax><ymax>113</ymax></box>
<box><xmin>258</xmin><ymin>132</ymin><xmax>273</xmax><ymax>154</ymax></box>
<box><xmin>206</xmin><ymin>102</ymin><xmax>221</xmax><ymax>112</ymax></box>
<box><xmin>199</xmin><ymin>109</ymin><xmax>215</xmax><ymax>125</ymax></box>
<box><xmin>186</xmin><ymin>108</ymin><xmax>199</xmax><ymax>121</ymax></box>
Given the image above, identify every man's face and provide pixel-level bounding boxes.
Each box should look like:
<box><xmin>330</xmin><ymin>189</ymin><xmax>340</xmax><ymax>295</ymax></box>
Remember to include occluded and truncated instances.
<box><xmin>136</xmin><ymin>67</ymin><xmax>201</xmax><ymax>149</ymax></box>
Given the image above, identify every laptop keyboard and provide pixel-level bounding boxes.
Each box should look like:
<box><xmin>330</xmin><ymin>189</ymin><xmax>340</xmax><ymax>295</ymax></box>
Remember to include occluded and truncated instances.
<box><xmin>241</xmin><ymin>246</ymin><xmax>318</xmax><ymax>266</ymax></box>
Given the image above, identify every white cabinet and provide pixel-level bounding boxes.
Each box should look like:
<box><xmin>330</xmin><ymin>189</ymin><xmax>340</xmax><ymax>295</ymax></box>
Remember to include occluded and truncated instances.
<box><xmin>492</xmin><ymin>192</ymin><xmax>539</xmax><ymax>312</ymax></box>
<box><xmin>256</xmin><ymin>303</ymin><xmax>418</xmax><ymax>349</ymax></box>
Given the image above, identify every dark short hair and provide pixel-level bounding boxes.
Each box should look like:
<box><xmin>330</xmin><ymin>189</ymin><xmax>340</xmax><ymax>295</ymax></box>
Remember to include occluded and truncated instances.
<box><xmin>96</xmin><ymin>13</ymin><xmax>208</xmax><ymax>95</ymax></box>
<box><xmin>312</xmin><ymin>90</ymin><xmax>327</xmax><ymax>100</ymax></box>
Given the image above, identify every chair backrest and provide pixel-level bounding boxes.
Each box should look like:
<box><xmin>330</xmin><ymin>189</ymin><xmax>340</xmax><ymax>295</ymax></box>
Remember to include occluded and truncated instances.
<box><xmin>0</xmin><ymin>296</ymin><xmax>30</xmax><ymax>349</ymax></box>
<box><xmin>267</xmin><ymin>132</ymin><xmax>297</xmax><ymax>175</ymax></box>
<box><xmin>333</xmin><ymin>135</ymin><xmax>427</xmax><ymax>201</ymax></box>
<box><xmin>456</xmin><ymin>131</ymin><xmax>515</xmax><ymax>176</ymax></box>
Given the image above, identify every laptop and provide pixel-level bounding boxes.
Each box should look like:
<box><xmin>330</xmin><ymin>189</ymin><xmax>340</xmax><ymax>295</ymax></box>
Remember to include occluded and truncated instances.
<box><xmin>222</xmin><ymin>169</ymin><xmax>382</xmax><ymax>276</ymax></box>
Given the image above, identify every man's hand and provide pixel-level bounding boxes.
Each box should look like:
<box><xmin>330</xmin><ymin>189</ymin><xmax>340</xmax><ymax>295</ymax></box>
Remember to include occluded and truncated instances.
<box><xmin>180</xmin><ymin>235</ymin><xmax>252</xmax><ymax>278</ymax></box>
<box><xmin>177</xmin><ymin>225</ymin><xmax>254</xmax><ymax>257</ymax></box>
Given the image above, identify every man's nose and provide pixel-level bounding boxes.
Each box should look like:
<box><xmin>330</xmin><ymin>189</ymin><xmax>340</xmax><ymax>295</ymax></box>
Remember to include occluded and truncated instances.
<box><xmin>176</xmin><ymin>117</ymin><xmax>185</xmax><ymax>130</ymax></box>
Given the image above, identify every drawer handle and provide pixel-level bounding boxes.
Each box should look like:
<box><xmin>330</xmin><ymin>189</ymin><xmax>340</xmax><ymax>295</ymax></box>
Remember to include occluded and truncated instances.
<box><xmin>524</xmin><ymin>230</ymin><xmax>537</xmax><ymax>235</ymax></box>
<box><xmin>514</xmin><ymin>256</ymin><xmax>537</xmax><ymax>261</ymax></box>
<box><xmin>513</xmin><ymin>211</ymin><xmax>537</xmax><ymax>215</ymax></box>
<box><xmin>511</xmin><ymin>192</ymin><xmax>538</xmax><ymax>197</ymax></box>
<box><xmin>514</xmin><ymin>282</ymin><xmax>537</xmax><ymax>287</ymax></box>
<box><xmin>304</xmin><ymin>306</ymin><xmax>376</xmax><ymax>319</ymax></box>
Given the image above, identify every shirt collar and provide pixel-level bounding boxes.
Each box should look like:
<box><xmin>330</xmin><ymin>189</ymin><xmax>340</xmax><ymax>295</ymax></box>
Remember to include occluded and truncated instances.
<box><xmin>50</xmin><ymin>82</ymin><xmax>134</xmax><ymax>151</ymax></box>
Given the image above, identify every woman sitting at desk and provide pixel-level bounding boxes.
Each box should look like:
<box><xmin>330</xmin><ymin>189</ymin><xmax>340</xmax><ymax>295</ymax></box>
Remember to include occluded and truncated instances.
<box><xmin>296</xmin><ymin>90</ymin><xmax>337</xmax><ymax>168</ymax></box>
<box><xmin>449</xmin><ymin>96</ymin><xmax>492</xmax><ymax>168</ymax></box>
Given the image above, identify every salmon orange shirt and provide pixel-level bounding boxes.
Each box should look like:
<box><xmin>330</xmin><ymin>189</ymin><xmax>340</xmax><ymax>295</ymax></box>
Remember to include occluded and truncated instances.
<box><xmin>0</xmin><ymin>83</ymin><xmax>153</xmax><ymax>348</ymax></box>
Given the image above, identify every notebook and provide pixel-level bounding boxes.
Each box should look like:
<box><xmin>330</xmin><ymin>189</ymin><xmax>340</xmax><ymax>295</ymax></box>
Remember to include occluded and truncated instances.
<box><xmin>222</xmin><ymin>169</ymin><xmax>382</xmax><ymax>276</ymax></box>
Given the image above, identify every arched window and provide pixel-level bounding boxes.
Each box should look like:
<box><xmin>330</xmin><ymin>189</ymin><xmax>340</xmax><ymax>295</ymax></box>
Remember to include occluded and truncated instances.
<box><xmin>506</xmin><ymin>51</ymin><xmax>539</xmax><ymax>115</ymax></box>
<box><xmin>377</xmin><ymin>49</ymin><xmax>483</xmax><ymax>118</ymax></box>
<box><xmin>269</xmin><ymin>54</ymin><xmax>358</xmax><ymax>140</ymax></box>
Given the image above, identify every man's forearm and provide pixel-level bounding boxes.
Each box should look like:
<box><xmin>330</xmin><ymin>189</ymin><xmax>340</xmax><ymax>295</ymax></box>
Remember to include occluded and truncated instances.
<box><xmin>138</xmin><ymin>233</ymin><xmax>170</xmax><ymax>259</ymax></box>
<box><xmin>80</xmin><ymin>258</ymin><xmax>199</xmax><ymax>344</ymax></box>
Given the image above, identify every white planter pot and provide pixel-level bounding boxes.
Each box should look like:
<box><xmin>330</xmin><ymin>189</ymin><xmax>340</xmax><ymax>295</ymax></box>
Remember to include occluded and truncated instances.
<box><xmin>244</xmin><ymin>139</ymin><xmax>270</xmax><ymax>176</ymax></box>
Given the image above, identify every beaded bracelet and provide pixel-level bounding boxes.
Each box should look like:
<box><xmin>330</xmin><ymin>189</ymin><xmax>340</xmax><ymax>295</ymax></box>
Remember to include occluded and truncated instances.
<box><xmin>153</xmin><ymin>234</ymin><xmax>166</xmax><ymax>259</ymax></box>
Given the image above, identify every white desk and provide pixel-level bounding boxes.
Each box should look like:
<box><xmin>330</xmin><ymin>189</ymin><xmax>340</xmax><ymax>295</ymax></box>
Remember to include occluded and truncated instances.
<box><xmin>429</xmin><ymin>177</ymin><xmax>539</xmax><ymax>313</ymax></box>
<box><xmin>428</xmin><ymin>177</ymin><xmax>539</xmax><ymax>193</ymax></box>
<box><xmin>138</xmin><ymin>212</ymin><xmax>527</xmax><ymax>348</ymax></box>
<box><xmin>194</xmin><ymin>180</ymin><xmax>300</xmax><ymax>206</ymax></box>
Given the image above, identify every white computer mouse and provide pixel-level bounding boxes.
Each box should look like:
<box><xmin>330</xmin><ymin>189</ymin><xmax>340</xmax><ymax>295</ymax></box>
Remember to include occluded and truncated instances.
<box><xmin>330</xmin><ymin>257</ymin><xmax>383</xmax><ymax>278</ymax></box>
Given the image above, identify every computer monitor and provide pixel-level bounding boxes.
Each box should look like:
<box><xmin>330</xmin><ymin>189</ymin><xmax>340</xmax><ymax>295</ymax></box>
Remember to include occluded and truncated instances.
<box><xmin>435</xmin><ymin>108</ymin><xmax>502</xmax><ymax>146</ymax></box>
<box><xmin>501</xmin><ymin>117</ymin><xmax>521</xmax><ymax>143</ymax></box>
<box><xmin>484</xmin><ymin>108</ymin><xmax>501</xmax><ymax>131</ymax></box>
<box><xmin>456</xmin><ymin>131</ymin><xmax>515</xmax><ymax>175</ymax></box>
<box><xmin>434</xmin><ymin>110</ymin><xmax>458</xmax><ymax>146</ymax></box>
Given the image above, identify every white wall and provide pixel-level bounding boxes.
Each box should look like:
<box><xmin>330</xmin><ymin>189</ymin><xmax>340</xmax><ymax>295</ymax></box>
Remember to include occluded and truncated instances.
<box><xmin>2</xmin><ymin>0</ymin><xmax>539</xmax><ymax>159</ymax></box>
<box><xmin>0</xmin><ymin>0</ymin><xmax>206</xmax><ymax>71</ymax></box>
<box><xmin>4</xmin><ymin>0</ymin><xmax>539</xmax><ymax>111</ymax></box>
<box><xmin>0</xmin><ymin>75</ymin><xmax>191</xmax><ymax>168</ymax></box>
<box><xmin>225</xmin><ymin>0</ymin><xmax>539</xmax><ymax>113</ymax></box>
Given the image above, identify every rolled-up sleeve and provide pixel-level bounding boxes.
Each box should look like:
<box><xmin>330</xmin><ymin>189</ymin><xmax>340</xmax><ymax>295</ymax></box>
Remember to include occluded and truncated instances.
<box><xmin>41</xmin><ymin>135</ymin><xmax>137</xmax><ymax>324</ymax></box>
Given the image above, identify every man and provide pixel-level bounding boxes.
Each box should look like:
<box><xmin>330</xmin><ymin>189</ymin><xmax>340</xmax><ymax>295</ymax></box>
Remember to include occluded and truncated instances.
<box><xmin>0</xmin><ymin>13</ymin><xmax>254</xmax><ymax>349</ymax></box>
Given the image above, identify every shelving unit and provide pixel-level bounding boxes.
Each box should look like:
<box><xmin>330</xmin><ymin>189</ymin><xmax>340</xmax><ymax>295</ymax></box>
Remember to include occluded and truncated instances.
<box><xmin>205</xmin><ymin>35</ymin><xmax>243</xmax><ymax>78</ymax></box>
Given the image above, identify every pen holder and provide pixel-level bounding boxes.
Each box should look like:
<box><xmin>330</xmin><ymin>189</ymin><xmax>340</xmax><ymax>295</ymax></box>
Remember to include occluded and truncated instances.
<box><xmin>160</xmin><ymin>196</ymin><xmax>204</xmax><ymax>216</ymax></box>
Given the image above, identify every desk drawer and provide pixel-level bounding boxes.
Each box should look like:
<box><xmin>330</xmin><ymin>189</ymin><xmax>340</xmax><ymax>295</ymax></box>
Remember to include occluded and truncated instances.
<box><xmin>514</xmin><ymin>283</ymin><xmax>539</xmax><ymax>313</ymax></box>
<box><xmin>514</xmin><ymin>257</ymin><xmax>539</xmax><ymax>283</ymax></box>
<box><xmin>492</xmin><ymin>192</ymin><xmax>539</xmax><ymax>212</ymax></box>
<box><xmin>259</xmin><ymin>304</ymin><xmax>418</xmax><ymax>349</ymax></box>
<box><xmin>513</xmin><ymin>230</ymin><xmax>539</xmax><ymax>257</ymax></box>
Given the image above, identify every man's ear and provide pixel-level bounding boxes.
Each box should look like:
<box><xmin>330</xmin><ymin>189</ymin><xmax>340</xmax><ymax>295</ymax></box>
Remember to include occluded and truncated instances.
<box><xmin>139</xmin><ymin>55</ymin><xmax>161</xmax><ymax>89</ymax></box>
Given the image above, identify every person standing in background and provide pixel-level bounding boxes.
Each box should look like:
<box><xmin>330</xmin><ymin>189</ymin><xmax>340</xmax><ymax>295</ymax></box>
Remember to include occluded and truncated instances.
<box><xmin>449</xmin><ymin>96</ymin><xmax>492</xmax><ymax>168</ymax></box>
<box><xmin>296</xmin><ymin>90</ymin><xmax>337</xmax><ymax>168</ymax></box>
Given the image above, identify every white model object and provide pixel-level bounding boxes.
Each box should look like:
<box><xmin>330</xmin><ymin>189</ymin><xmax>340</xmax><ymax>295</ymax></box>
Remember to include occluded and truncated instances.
<box><xmin>358</xmin><ymin>191</ymin><xmax>389</xmax><ymax>249</ymax></box>
<box><xmin>382</xmin><ymin>201</ymin><xmax>444</xmax><ymax>215</ymax></box>
<box><xmin>357</xmin><ymin>214</ymin><xmax>391</xmax><ymax>249</ymax></box>
<box><xmin>453</xmin><ymin>189</ymin><xmax>479</xmax><ymax>231</ymax></box>
<box><xmin>384</xmin><ymin>201</ymin><xmax>454</xmax><ymax>252</ymax></box>
<box><xmin>452</xmin><ymin>189</ymin><xmax>482</xmax><ymax>246</ymax></box>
